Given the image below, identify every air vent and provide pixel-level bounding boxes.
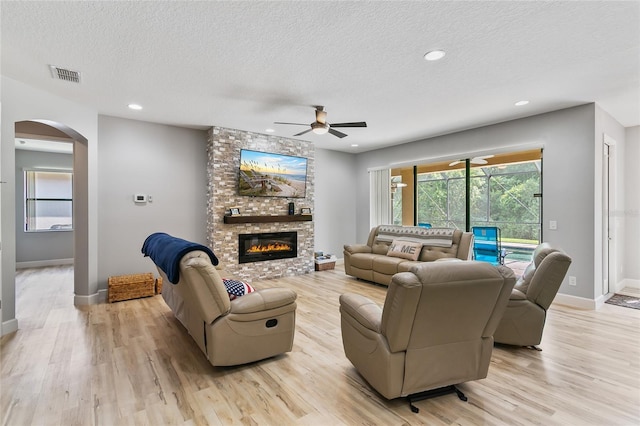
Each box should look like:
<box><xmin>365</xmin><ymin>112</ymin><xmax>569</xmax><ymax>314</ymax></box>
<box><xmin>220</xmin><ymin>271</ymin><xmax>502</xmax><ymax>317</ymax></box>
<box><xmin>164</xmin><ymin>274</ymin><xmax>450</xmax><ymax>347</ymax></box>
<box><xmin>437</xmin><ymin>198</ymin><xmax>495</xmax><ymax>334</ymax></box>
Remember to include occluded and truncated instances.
<box><xmin>49</xmin><ymin>65</ymin><xmax>81</xmax><ymax>83</ymax></box>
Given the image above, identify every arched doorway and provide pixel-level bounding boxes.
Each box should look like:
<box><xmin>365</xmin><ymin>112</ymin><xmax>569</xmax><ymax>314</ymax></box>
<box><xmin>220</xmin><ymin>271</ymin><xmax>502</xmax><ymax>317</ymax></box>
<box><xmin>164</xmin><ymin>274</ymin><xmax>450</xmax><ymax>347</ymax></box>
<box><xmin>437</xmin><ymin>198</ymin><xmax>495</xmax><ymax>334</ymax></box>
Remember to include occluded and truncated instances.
<box><xmin>15</xmin><ymin>120</ymin><xmax>90</xmax><ymax>302</ymax></box>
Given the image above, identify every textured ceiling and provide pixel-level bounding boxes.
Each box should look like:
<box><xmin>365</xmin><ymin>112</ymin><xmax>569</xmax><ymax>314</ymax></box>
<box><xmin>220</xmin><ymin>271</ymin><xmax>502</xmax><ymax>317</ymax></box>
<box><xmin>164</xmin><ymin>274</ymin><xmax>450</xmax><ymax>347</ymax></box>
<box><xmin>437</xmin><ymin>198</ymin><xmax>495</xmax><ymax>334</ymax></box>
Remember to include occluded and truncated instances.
<box><xmin>2</xmin><ymin>1</ymin><xmax>639</xmax><ymax>152</ymax></box>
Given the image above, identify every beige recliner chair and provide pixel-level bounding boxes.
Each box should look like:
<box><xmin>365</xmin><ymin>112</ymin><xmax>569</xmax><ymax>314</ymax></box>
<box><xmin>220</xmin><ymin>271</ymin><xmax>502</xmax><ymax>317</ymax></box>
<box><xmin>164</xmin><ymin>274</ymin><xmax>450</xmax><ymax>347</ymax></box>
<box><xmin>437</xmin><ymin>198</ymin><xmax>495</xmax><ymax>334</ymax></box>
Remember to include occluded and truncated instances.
<box><xmin>493</xmin><ymin>242</ymin><xmax>572</xmax><ymax>349</ymax></box>
<box><xmin>339</xmin><ymin>261</ymin><xmax>515</xmax><ymax>411</ymax></box>
<box><xmin>156</xmin><ymin>250</ymin><xmax>297</xmax><ymax>366</ymax></box>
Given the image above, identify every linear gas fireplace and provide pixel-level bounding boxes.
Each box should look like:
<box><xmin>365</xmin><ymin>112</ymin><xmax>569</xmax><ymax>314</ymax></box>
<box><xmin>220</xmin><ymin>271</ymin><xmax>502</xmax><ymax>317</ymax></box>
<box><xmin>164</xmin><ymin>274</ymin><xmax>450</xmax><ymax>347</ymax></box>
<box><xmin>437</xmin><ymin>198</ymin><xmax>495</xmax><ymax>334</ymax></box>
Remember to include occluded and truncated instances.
<box><xmin>238</xmin><ymin>232</ymin><xmax>298</xmax><ymax>264</ymax></box>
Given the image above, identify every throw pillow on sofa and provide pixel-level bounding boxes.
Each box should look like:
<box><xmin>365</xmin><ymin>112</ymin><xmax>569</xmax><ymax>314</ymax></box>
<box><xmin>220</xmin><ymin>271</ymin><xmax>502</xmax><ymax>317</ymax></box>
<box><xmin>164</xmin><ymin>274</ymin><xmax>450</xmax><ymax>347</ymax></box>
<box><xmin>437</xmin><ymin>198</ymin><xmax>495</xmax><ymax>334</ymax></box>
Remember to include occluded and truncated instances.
<box><xmin>387</xmin><ymin>239</ymin><xmax>422</xmax><ymax>261</ymax></box>
<box><xmin>222</xmin><ymin>278</ymin><xmax>255</xmax><ymax>300</ymax></box>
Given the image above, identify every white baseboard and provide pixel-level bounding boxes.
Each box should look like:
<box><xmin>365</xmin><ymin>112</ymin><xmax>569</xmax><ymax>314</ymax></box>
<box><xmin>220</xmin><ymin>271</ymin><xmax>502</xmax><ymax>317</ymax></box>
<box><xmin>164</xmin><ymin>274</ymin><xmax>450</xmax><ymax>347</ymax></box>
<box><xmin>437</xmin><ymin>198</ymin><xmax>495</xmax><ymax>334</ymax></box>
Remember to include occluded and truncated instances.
<box><xmin>1</xmin><ymin>318</ymin><xmax>19</xmax><ymax>336</ymax></box>
<box><xmin>615</xmin><ymin>278</ymin><xmax>640</xmax><ymax>292</ymax></box>
<box><xmin>98</xmin><ymin>289</ymin><xmax>108</xmax><ymax>304</ymax></box>
<box><xmin>16</xmin><ymin>258</ymin><xmax>74</xmax><ymax>269</ymax></box>
<box><xmin>553</xmin><ymin>292</ymin><xmax>598</xmax><ymax>310</ymax></box>
<box><xmin>74</xmin><ymin>292</ymin><xmax>100</xmax><ymax>305</ymax></box>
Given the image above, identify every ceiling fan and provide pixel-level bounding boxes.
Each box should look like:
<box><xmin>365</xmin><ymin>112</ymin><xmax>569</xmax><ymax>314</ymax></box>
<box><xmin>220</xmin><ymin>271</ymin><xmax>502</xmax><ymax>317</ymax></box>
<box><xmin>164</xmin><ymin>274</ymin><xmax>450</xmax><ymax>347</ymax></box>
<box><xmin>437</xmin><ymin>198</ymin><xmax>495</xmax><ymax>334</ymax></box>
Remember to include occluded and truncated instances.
<box><xmin>274</xmin><ymin>106</ymin><xmax>367</xmax><ymax>138</ymax></box>
<box><xmin>449</xmin><ymin>155</ymin><xmax>495</xmax><ymax>167</ymax></box>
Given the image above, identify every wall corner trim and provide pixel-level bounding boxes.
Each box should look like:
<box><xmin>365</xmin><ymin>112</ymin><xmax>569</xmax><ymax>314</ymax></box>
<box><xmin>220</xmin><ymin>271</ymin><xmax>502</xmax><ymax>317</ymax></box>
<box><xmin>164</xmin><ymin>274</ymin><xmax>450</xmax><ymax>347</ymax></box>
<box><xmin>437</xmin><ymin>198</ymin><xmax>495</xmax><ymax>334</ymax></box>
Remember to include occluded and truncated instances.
<box><xmin>1</xmin><ymin>318</ymin><xmax>19</xmax><ymax>336</ymax></box>
<box><xmin>74</xmin><ymin>292</ymin><xmax>100</xmax><ymax>306</ymax></box>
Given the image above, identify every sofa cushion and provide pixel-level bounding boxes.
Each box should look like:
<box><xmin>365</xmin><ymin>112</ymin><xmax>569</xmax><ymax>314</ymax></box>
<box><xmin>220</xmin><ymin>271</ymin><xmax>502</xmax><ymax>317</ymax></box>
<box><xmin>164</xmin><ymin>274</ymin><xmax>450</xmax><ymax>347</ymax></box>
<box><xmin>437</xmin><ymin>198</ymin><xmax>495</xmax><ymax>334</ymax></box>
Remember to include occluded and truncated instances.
<box><xmin>372</xmin><ymin>243</ymin><xmax>390</xmax><ymax>255</ymax></box>
<box><xmin>387</xmin><ymin>239</ymin><xmax>422</xmax><ymax>261</ymax></box>
<box><xmin>418</xmin><ymin>245</ymin><xmax>459</xmax><ymax>262</ymax></box>
<box><xmin>350</xmin><ymin>253</ymin><xmax>378</xmax><ymax>270</ymax></box>
<box><xmin>373</xmin><ymin>256</ymin><xmax>406</xmax><ymax>275</ymax></box>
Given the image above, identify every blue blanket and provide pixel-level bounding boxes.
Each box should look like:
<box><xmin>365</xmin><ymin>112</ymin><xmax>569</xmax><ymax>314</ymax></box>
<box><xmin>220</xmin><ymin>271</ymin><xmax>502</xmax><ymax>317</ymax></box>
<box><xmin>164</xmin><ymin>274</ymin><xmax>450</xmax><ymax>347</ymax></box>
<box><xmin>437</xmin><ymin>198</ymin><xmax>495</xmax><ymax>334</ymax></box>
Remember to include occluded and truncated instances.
<box><xmin>141</xmin><ymin>232</ymin><xmax>219</xmax><ymax>284</ymax></box>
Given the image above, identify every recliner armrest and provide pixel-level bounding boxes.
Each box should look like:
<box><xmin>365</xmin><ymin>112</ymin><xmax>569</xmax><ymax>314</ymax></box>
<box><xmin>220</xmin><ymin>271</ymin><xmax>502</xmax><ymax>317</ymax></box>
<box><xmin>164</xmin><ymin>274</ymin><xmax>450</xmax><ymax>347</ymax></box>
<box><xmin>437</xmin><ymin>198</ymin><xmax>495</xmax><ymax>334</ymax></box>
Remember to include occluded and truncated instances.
<box><xmin>344</xmin><ymin>244</ymin><xmax>372</xmax><ymax>254</ymax></box>
<box><xmin>339</xmin><ymin>293</ymin><xmax>382</xmax><ymax>333</ymax></box>
<box><xmin>230</xmin><ymin>288</ymin><xmax>297</xmax><ymax>314</ymax></box>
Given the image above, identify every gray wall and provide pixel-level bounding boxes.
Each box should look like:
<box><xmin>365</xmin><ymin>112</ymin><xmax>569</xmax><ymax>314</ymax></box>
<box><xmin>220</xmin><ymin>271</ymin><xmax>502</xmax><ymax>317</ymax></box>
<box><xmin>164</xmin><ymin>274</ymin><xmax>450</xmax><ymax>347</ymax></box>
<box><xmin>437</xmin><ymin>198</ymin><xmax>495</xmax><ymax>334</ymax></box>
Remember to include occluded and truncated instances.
<box><xmin>97</xmin><ymin>116</ymin><xmax>208</xmax><ymax>290</ymax></box>
<box><xmin>314</xmin><ymin>148</ymin><xmax>358</xmax><ymax>258</ymax></box>
<box><xmin>352</xmin><ymin>104</ymin><xmax>610</xmax><ymax>300</ymax></box>
<box><xmin>15</xmin><ymin>149</ymin><xmax>73</xmax><ymax>264</ymax></box>
<box><xmin>1</xmin><ymin>76</ymin><xmax>99</xmax><ymax>328</ymax></box>
<box><xmin>2</xmin><ymin>73</ymin><xmax>635</xmax><ymax>335</ymax></box>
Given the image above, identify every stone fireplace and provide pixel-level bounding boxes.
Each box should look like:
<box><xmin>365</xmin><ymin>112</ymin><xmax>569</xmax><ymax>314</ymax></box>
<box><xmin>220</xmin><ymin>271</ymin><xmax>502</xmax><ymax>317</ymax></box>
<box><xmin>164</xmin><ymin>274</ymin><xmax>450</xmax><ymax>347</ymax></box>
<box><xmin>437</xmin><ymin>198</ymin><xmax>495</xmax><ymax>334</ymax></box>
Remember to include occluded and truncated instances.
<box><xmin>207</xmin><ymin>126</ymin><xmax>315</xmax><ymax>281</ymax></box>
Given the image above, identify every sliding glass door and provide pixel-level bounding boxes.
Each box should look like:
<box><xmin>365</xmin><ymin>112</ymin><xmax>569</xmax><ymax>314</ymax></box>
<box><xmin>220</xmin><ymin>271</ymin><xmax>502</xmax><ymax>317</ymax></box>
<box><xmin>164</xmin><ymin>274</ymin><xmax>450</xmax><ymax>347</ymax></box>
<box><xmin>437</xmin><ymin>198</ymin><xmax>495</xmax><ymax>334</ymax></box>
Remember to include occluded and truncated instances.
<box><xmin>391</xmin><ymin>149</ymin><xmax>542</xmax><ymax>247</ymax></box>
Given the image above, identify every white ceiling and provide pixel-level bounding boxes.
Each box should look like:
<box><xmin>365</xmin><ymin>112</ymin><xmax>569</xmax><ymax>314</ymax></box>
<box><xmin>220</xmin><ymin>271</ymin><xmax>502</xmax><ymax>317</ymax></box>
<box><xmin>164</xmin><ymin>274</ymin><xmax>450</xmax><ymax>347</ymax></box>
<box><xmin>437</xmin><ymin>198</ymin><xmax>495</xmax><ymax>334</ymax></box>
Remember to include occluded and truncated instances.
<box><xmin>2</xmin><ymin>1</ymin><xmax>639</xmax><ymax>153</ymax></box>
<box><xmin>15</xmin><ymin>138</ymin><xmax>73</xmax><ymax>154</ymax></box>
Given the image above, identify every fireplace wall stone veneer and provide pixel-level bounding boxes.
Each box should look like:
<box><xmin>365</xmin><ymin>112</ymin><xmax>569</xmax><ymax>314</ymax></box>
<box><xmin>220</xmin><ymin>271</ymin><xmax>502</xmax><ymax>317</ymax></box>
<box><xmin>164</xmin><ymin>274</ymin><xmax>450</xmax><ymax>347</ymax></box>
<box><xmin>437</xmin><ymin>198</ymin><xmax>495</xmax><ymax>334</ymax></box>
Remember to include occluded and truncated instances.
<box><xmin>207</xmin><ymin>126</ymin><xmax>315</xmax><ymax>281</ymax></box>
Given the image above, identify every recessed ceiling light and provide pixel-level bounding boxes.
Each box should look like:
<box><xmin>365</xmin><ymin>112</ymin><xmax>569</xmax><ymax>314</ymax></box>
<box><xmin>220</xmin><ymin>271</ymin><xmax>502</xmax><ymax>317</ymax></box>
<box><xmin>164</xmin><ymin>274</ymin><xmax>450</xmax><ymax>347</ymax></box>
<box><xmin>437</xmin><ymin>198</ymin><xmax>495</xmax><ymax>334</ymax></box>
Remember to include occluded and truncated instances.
<box><xmin>424</xmin><ymin>50</ymin><xmax>446</xmax><ymax>61</ymax></box>
<box><xmin>128</xmin><ymin>103</ymin><xmax>143</xmax><ymax>110</ymax></box>
<box><xmin>515</xmin><ymin>100</ymin><xmax>529</xmax><ymax>106</ymax></box>
<box><xmin>265</xmin><ymin>128</ymin><xmax>275</xmax><ymax>133</ymax></box>
<box><xmin>351</xmin><ymin>144</ymin><xmax>359</xmax><ymax>147</ymax></box>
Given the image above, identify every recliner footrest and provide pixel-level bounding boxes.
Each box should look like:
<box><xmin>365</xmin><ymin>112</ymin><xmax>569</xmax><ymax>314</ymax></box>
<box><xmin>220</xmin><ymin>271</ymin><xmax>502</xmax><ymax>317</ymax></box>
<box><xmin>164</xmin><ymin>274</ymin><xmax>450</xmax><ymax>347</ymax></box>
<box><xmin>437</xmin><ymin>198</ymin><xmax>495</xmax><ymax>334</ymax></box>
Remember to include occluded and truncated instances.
<box><xmin>407</xmin><ymin>385</ymin><xmax>467</xmax><ymax>413</ymax></box>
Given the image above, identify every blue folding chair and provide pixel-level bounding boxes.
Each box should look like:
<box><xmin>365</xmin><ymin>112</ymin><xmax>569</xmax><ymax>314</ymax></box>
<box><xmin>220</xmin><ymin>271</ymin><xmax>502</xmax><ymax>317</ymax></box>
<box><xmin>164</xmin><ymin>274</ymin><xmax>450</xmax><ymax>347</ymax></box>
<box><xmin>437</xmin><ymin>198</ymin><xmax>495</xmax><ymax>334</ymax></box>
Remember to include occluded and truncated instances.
<box><xmin>472</xmin><ymin>226</ymin><xmax>506</xmax><ymax>266</ymax></box>
<box><xmin>418</xmin><ymin>223</ymin><xmax>432</xmax><ymax>228</ymax></box>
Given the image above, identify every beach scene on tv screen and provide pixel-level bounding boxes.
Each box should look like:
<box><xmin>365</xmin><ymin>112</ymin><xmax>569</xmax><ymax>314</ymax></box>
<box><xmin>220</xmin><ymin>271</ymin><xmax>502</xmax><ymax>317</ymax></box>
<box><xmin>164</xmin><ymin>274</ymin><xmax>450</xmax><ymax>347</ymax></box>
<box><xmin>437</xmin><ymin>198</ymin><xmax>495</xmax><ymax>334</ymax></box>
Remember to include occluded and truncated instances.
<box><xmin>239</xmin><ymin>150</ymin><xmax>307</xmax><ymax>198</ymax></box>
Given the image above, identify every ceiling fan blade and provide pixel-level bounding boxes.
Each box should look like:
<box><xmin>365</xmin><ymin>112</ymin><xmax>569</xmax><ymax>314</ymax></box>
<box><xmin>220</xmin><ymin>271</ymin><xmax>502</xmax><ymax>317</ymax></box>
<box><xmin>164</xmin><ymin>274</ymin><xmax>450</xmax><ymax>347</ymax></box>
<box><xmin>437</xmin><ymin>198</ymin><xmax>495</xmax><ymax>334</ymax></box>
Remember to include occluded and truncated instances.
<box><xmin>315</xmin><ymin>109</ymin><xmax>327</xmax><ymax>124</ymax></box>
<box><xmin>449</xmin><ymin>160</ymin><xmax>462</xmax><ymax>167</ymax></box>
<box><xmin>274</xmin><ymin>121</ymin><xmax>309</xmax><ymax>126</ymax></box>
<box><xmin>329</xmin><ymin>122</ymin><xmax>367</xmax><ymax>128</ymax></box>
<box><xmin>328</xmin><ymin>128</ymin><xmax>348</xmax><ymax>138</ymax></box>
<box><xmin>471</xmin><ymin>158</ymin><xmax>488</xmax><ymax>165</ymax></box>
<box><xmin>293</xmin><ymin>129</ymin><xmax>313</xmax><ymax>137</ymax></box>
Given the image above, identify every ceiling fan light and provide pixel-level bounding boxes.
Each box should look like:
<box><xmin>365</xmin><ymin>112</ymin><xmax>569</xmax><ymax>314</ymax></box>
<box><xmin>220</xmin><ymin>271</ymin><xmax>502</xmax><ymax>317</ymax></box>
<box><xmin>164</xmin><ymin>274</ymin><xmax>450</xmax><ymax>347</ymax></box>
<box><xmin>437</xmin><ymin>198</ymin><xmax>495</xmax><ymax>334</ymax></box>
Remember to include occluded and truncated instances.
<box><xmin>311</xmin><ymin>122</ymin><xmax>329</xmax><ymax>134</ymax></box>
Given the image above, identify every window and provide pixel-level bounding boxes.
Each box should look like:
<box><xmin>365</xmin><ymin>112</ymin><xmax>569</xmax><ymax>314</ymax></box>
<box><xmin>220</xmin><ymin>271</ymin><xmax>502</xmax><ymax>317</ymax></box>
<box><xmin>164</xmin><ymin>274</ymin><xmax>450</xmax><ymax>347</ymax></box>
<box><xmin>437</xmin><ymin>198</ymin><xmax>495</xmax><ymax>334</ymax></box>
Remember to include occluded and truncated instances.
<box><xmin>24</xmin><ymin>170</ymin><xmax>73</xmax><ymax>231</ymax></box>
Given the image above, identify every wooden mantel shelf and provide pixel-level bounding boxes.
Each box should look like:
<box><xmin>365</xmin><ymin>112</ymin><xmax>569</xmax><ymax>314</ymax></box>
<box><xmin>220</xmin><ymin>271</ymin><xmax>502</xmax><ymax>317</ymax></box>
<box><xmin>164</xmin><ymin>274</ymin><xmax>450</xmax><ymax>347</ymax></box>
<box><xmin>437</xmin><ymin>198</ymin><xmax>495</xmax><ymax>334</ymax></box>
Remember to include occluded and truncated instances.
<box><xmin>223</xmin><ymin>215</ymin><xmax>313</xmax><ymax>224</ymax></box>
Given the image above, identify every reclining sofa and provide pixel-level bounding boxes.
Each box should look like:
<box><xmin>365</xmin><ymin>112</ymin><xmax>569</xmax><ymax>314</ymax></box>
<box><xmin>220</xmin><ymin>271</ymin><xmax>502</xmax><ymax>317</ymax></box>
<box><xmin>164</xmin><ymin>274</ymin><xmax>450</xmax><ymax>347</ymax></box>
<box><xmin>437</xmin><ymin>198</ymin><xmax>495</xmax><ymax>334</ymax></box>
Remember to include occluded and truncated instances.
<box><xmin>142</xmin><ymin>233</ymin><xmax>297</xmax><ymax>366</ymax></box>
<box><xmin>344</xmin><ymin>225</ymin><xmax>473</xmax><ymax>286</ymax></box>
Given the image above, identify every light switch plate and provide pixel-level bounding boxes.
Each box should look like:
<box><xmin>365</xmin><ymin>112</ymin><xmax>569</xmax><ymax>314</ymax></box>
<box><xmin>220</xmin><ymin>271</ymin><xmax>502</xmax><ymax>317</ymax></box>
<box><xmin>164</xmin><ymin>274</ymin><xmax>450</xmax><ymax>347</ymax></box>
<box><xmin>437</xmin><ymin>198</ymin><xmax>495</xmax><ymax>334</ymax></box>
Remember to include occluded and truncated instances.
<box><xmin>549</xmin><ymin>220</ymin><xmax>557</xmax><ymax>230</ymax></box>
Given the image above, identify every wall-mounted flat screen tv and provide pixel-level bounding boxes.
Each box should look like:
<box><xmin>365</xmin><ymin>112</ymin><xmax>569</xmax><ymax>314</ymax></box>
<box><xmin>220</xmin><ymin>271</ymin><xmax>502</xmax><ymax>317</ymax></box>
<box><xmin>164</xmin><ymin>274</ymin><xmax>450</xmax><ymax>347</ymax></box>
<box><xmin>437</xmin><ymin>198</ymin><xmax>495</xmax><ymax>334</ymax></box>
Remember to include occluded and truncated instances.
<box><xmin>238</xmin><ymin>149</ymin><xmax>308</xmax><ymax>198</ymax></box>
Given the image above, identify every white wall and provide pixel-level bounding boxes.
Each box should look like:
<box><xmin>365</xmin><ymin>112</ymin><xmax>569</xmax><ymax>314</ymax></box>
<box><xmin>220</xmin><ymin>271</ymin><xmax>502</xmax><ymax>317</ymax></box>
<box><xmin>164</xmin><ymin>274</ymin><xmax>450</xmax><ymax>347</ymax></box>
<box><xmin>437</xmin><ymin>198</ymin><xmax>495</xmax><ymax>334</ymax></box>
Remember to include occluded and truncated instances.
<box><xmin>97</xmin><ymin>116</ymin><xmax>208</xmax><ymax>290</ymax></box>
<box><xmin>353</xmin><ymin>104</ymin><xmax>602</xmax><ymax>301</ymax></box>
<box><xmin>314</xmin><ymin>148</ymin><xmax>357</xmax><ymax>258</ymax></box>
<box><xmin>624</xmin><ymin>126</ymin><xmax>640</xmax><ymax>284</ymax></box>
<box><xmin>15</xmin><ymin>150</ymin><xmax>74</xmax><ymax>264</ymax></box>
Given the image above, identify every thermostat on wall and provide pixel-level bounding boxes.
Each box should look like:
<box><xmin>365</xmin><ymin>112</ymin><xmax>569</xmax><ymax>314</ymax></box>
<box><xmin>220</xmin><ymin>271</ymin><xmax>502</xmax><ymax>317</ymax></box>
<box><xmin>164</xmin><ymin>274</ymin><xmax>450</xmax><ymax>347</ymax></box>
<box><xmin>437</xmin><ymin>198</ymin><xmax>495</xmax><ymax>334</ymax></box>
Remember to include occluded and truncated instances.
<box><xmin>134</xmin><ymin>194</ymin><xmax>147</xmax><ymax>203</ymax></box>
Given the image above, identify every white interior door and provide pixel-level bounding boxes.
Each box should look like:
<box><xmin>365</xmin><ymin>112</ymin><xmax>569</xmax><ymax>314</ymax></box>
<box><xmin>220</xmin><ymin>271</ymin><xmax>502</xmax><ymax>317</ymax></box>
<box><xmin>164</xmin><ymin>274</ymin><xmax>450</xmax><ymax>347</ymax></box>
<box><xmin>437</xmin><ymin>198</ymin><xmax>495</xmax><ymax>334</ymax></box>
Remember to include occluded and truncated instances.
<box><xmin>603</xmin><ymin>142</ymin><xmax>610</xmax><ymax>295</ymax></box>
<box><xmin>603</xmin><ymin>134</ymin><xmax>617</xmax><ymax>295</ymax></box>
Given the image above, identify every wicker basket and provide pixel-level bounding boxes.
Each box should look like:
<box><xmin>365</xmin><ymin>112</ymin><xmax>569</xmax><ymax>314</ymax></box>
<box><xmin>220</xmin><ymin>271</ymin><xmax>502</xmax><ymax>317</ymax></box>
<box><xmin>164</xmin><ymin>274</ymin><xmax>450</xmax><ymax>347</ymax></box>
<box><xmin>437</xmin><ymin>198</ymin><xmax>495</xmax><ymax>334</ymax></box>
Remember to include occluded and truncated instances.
<box><xmin>108</xmin><ymin>273</ymin><xmax>155</xmax><ymax>303</ymax></box>
<box><xmin>155</xmin><ymin>277</ymin><xmax>163</xmax><ymax>294</ymax></box>
<box><xmin>314</xmin><ymin>260</ymin><xmax>336</xmax><ymax>271</ymax></box>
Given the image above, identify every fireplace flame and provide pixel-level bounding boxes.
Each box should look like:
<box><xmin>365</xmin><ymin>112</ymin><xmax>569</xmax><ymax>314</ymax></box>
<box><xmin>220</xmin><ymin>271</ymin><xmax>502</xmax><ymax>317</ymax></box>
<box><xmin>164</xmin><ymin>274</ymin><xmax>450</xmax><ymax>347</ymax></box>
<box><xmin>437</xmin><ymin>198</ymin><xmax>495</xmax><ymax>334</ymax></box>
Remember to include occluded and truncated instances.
<box><xmin>247</xmin><ymin>242</ymin><xmax>292</xmax><ymax>253</ymax></box>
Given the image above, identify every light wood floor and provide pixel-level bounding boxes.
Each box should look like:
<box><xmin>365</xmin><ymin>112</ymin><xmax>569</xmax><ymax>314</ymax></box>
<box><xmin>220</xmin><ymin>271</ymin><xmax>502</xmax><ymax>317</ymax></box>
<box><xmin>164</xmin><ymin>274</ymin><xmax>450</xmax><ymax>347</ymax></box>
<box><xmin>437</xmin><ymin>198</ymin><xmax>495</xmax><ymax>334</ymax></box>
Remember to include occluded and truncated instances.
<box><xmin>2</xmin><ymin>266</ymin><xmax>640</xmax><ymax>426</ymax></box>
